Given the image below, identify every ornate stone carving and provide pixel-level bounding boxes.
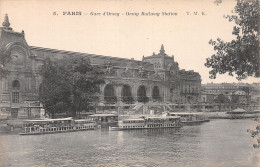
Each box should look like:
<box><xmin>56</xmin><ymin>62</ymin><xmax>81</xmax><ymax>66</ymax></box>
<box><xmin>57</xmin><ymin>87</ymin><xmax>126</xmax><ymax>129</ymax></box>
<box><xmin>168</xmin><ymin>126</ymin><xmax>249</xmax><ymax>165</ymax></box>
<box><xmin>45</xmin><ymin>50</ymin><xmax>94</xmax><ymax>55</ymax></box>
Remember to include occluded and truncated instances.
<box><xmin>104</xmin><ymin>62</ymin><xmax>116</xmax><ymax>76</ymax></box>
<box><xmin>137</xmin><ymin>66</ymin><xmax>148</xmax><ymax>78</ymax></box>
<box><xmin>150</xmin><ymin>72</ymin><xmax>163</xmax><ymax>80</ymax></box>
<box><xmin>121</xmin><ymin>68</ymin><xmax>133</xmax><ymax>78</ymax></box>
<box><xmin>167</xmin><ymin>63</ymin><xmax>173</xmax><ymax>71</ymax></box>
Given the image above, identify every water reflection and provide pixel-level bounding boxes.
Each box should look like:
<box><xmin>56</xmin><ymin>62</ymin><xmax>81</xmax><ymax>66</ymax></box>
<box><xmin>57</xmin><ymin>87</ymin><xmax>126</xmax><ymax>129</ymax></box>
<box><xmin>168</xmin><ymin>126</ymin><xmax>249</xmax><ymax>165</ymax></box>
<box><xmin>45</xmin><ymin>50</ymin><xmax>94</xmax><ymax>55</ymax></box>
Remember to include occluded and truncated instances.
<box><xmin>0</xmin><ymin>119</ymin><xmax>259</xmax><ymax>167</ymax></box>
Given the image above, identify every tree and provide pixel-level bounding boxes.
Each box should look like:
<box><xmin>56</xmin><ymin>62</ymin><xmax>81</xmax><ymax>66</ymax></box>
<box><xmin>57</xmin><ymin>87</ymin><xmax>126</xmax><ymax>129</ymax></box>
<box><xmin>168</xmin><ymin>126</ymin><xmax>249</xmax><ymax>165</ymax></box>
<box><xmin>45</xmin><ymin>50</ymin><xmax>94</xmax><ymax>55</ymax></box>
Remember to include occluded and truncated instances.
<box><xmin>39</xmin><ymin>57</ymin><xmax>70</xmax><ymax>118</ymax></box>
<box><xmin>214</xmin><ymin>94</ymin><xmax>230</xmax><ymax>111</ymax></box>
<box><xmin>205</xmin><ymin>0</ymin><xmax>259</xmax><ymax>80</ymax></box>
<box><xmin>231</xmin><ymin>94</ymin><xmax>240</xmax><ymax>104</ymax></box>
<box><xmin>247</xmin><ymin>121</ymin><xmax>260</xmax><ymax>148</ymax></box>
<box><xmin>39</xmin><ymin>55</ymin><xmax>105</xmax><ymax>118</ymax></box>
<box><xmin>239</xmin><ymin>86</ymin><xmax>250</xmax><ymax>94</ymax></box>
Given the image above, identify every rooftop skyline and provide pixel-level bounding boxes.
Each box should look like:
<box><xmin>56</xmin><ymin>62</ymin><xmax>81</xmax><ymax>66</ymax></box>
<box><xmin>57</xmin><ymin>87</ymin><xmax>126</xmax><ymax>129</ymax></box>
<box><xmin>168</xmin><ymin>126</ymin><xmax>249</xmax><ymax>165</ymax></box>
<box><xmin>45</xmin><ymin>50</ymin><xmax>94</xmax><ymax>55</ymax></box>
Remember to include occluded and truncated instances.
<box><xmin>1</xmin><ymin>0</ymin><xmax>259</xmax><ymax>84</ymax></box>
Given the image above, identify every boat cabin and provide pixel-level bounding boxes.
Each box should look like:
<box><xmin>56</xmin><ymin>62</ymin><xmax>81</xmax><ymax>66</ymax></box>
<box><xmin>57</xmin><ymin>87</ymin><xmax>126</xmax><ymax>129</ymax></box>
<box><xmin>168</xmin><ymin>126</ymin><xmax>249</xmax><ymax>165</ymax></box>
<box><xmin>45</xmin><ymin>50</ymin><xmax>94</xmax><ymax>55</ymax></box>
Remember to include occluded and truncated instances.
<box><xmin>21</xmin><ymin>117</ymin><xmax>96</xmax><ymax>135</ymax></box>
<box><xmin>169</xmin><ymin>112</ymin><xmax>204</xmax><ymax>121</ymax></box>
<box><xmin>89</xmin><ymin>114</ymin><xmax>118</xmax><ymax>124</ymax></box>
<box><xmin>22</xmin><ymin>118</ymin><xmax>74</xmax><ymax>133</ymax></box>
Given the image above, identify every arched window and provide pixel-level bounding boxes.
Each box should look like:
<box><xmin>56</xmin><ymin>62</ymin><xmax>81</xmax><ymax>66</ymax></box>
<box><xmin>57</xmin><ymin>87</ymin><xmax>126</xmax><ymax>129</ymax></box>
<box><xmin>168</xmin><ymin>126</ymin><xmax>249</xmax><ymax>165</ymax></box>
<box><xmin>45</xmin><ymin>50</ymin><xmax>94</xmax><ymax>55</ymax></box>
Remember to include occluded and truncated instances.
<box><xmin>137</xmin><ymin>85</ymin><xmax>148</xmax><ymax>103</ymax></box>
<box><xmin>12</xmin><ymin>80</ymin><xmax>20</xmax><ymax>90</ymax></box>
<box><xmin>104</xmin><ymin>84</ymin><xmax>117</xmax><ymax>104</ymax></box>
<box><xmin>152</xmin><ymin>86</ymin><xmax>160</xmax><ymax>101</ymax></box>
<box><xmin>122</xmin><ymin>85</ymin><xmax>133</xmax><ymax>104</ymax></box>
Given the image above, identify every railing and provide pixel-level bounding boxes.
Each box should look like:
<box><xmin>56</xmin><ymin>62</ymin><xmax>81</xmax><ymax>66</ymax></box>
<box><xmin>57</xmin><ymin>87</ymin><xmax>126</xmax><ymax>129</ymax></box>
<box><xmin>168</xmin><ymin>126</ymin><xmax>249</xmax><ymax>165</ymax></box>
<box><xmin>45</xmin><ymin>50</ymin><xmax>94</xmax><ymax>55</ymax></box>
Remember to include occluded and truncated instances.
<box><xmin>152</xmin><ymin>96</ymin><xmax>162</xmax><ymax>102</ymax></box>
<box><xmin>121</xmin><ymin>96</ymin><xmax>134</xmax><ymax>104</ymax></box>
<box><xmin>104</xmin><ymin>96</ymin><xmax>117</xmax><ymax>104</ymax></box>
<box><xmin>137</xmin><ymin>96</ymin><xmax>149</xmax><ymax>103</ymax></box>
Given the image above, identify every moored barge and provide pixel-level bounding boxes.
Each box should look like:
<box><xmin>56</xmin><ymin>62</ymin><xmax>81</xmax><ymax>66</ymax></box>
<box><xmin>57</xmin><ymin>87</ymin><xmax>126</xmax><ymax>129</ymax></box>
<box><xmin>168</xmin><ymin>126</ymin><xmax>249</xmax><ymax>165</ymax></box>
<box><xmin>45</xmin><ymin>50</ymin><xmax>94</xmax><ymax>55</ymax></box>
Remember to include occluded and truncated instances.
<box><xmin>169</xmin><ymin>112</ymin><xmax>210</xmax><ymax>125</ymax></box>
<box><xmin>109</xmin><ymin>116</ymin><xmax>181</xmax><ymax>131</ymax></box>
<box><xmin>20</xmin><ymin>117</ymin><xmax>96</xmax><ymax>135</ymax></box>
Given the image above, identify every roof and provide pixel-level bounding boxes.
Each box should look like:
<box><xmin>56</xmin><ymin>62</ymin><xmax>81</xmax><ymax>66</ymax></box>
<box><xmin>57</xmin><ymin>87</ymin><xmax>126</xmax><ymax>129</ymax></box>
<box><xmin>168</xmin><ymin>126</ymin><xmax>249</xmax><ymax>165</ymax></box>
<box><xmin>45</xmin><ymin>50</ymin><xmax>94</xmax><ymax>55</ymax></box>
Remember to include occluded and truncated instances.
<box><xmin>74</xmin><ymin>119</ymin><xmax>93</xmax><ymax>122</ymax></box>
<box><xmin>24</xmin><ymin>117</ymin><xmax>73</xmax><ymax>122</ymax></box>
<box><xmin>30</xmin><ymin>46</ymin><xmax>153</xmax><ymax>67</ymax></box>
<box><xmin>170</xmin><ymin>112</ymin><xmax>202</xmax><ymax>115</ymax></box>
<box><xmin>123</xmin><ymin>116</ymin><xmax>180</xmax><ymax>121</ymax></box>
<box><xmin>89</xmin><ymin>114</ymin><xmax>118</xmax><ymax>117</ymax></box>
<box><xmin>146</xmin><ymin>116</ymin><xmax>180</xmax><ymax>119</ymax></box>
<box><xmin>232</xmin><ymin>108</ymin><xmax>246</xmax><ymax>112</ymax></box>
<box><xmin>123</xmin><ymin>118</ymin><xmax>145</xmax><ymax>121</ymax></box>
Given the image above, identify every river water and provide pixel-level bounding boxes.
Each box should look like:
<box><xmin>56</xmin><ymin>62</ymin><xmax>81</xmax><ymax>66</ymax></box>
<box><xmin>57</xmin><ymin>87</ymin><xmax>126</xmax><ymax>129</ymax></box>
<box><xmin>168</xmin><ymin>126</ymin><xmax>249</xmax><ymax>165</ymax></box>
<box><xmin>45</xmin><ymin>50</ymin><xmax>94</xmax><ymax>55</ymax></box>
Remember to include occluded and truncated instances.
<box><xmin>0</xmin><ymin>119</ymin><xmax>259</xmax><ymax>167</ymax></box>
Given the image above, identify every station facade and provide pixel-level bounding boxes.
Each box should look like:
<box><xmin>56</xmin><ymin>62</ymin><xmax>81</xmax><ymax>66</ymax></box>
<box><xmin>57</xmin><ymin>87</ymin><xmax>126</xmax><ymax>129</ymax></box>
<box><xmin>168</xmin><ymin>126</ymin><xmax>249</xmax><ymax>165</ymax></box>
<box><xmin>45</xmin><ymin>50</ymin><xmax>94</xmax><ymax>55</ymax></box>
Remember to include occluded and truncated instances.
<box><xmin>0</xmin><ymin>15</ymin><xmax>201</xmax><ymax>118</ymax></box>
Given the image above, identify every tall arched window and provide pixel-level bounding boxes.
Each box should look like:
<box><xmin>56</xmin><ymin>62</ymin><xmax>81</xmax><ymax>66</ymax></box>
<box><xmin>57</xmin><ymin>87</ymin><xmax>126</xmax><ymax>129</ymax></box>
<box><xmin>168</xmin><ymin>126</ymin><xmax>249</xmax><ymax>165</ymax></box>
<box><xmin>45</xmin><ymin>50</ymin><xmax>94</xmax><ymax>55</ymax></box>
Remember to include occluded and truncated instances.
<box><xmin>12</xmin><ymin>80</ymin><xmax>20</xmax><ymax>90</ymax></box>
<box><xmin>152</xmin><ymin>86</ymin><xmax>160</xmax><ymax>101</ymax></box>
<box><xmin>122</xmin><ymin>85</ymin><xmax>133</xmax><ymax>104</ymax></box>
<box><xmin>137</xmin><ymin>85</ymin><xmax>148</xmax><ymax>103</ymax></box>
<box><xmin>104</xmin><ymin>84</ymin><xmax>117</xmax><ymax>104</ymax></box>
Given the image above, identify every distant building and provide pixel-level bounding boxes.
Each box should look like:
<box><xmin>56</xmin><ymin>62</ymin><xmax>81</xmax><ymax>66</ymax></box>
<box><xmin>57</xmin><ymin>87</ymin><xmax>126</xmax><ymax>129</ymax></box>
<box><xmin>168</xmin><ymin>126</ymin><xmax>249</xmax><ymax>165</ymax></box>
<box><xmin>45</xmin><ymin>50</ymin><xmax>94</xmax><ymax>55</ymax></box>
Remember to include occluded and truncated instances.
<box><xmin>0</xmin><ymin>14</ymin><xmax>201</xmax><ymax>119</ymax></box>
<box><xmin>200</xmin><ymin>82</ymin><xmax>260</xmax><ymax>111</ymax></box>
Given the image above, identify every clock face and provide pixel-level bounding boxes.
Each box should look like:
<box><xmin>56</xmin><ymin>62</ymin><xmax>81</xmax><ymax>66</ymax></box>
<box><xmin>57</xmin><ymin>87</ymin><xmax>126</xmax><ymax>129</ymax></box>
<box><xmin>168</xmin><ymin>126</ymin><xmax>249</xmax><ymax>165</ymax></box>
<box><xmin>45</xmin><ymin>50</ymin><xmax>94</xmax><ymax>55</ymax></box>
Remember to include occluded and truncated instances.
<box><xmin>8</xmin><ymin>52</ymin><xmax>25</xmax><ymax>70</ymax></box>
<box><xmin>12</xmin><ymin>54</ymin><xmax>24</xmax><ymax>66</ymax></box>
<box><xmin>170</xmin><ymin>69</ymin><xmax>175</xmax><ymax>75</ymax></box>
<box><xmin>170</xmin><ymin>67</ymin><xmax>178</xmax><ymax>76</ymax></box>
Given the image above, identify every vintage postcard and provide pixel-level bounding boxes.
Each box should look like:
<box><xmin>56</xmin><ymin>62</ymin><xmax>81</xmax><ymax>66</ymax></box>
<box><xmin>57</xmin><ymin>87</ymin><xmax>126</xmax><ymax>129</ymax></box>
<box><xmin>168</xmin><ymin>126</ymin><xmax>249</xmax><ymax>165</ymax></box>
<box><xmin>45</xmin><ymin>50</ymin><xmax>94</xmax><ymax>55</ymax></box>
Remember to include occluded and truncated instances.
<box><xmin>0</xmin><ymin>0</ymin><xmax>259</xmax><ymax>166</ymax></box>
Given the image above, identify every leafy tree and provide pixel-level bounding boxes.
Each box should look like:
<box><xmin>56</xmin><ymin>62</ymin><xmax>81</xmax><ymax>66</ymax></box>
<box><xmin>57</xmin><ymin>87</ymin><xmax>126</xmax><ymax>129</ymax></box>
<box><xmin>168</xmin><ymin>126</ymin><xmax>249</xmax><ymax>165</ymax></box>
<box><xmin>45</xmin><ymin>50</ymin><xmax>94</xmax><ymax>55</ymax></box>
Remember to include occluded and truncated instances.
<box><xmin>214</xmin><ymin>94</ymin><xmax>230</xmax><ymax>103</ymax></box>
<box><xmin>205</xmin><ymin>0</ymin><xmax>259</xmax><ymax>80</ymax></box>
<box><xmin>231</xmin><ymin>94</ymin><xmax>240</xmax><ymax>104</ymax></box>
<box><xmin>247</xmin><ymin>121</ymin><xmax>260</xmax><ymax>148</ymax></box>
<box><xmin>39</xmin><ymin>55</ymin><xmax>105</xmax><ymax>118</ymax></box>
<box><xmin>214</xmin><ymin>94</ymin><xmax>230</xmax><ymax>111</ymax></box>
<box><xmin>239</xmin><ymin>86</ymin><xmax>250</xmax><ymax>94</ymax></box>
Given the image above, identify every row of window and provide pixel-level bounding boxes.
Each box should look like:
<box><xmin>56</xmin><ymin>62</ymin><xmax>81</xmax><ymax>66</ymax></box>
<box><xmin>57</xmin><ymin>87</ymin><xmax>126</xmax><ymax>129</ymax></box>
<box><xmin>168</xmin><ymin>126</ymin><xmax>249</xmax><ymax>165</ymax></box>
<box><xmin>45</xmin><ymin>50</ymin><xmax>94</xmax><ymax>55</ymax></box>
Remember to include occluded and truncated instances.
<box><xmin>180</xmin><ymin>86</ymin><xmax>199</xmax><ymax>93</ymax></box>
<box><xmin>207</xmin><ymin>90</ymin><xmax>230</xmax><ymax>94</ymax></box>
<box><xmin>148</xmin><ymin>124</ymin><xmax>176</xmax><ymax>127</ymax></box>
<box><xmin>25</xmin><ymin>126</ymin><xmax>93</xmax><ymax>133</ymax></box>
<box><xmin>205</xmin><ymin>86</ymin><xmax>238</xmax><ymax>89</ymax></box>
<box><xmin>12</xmin><ymin>92</ymin><xmax>19</xmax><ymax>103</ymax></box>
<box><xmin>122</xmin><ymin>124</ymin><xmax>176</xmax><ymax>129</ymax></box>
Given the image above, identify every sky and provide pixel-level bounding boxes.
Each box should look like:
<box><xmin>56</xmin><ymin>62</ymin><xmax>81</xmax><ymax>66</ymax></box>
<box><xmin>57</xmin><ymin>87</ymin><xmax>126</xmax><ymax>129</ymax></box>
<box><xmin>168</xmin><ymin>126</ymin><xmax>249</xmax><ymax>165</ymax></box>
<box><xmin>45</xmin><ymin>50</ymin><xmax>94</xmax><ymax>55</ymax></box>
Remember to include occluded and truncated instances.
<box><xmin>0</xmin><ymin>0</ymin><xmax>259</xmax><ymax>84</ymax></box>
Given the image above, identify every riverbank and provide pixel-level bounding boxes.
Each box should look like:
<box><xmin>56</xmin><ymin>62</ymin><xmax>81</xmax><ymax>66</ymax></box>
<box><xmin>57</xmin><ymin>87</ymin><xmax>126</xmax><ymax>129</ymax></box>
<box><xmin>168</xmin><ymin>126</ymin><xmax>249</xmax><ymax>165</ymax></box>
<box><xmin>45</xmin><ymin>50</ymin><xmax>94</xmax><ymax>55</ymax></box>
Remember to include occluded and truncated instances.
<box><xmin>202</xmin><ymin>111</ymin><xmax>260</xmax><ymax>119</ymax></box>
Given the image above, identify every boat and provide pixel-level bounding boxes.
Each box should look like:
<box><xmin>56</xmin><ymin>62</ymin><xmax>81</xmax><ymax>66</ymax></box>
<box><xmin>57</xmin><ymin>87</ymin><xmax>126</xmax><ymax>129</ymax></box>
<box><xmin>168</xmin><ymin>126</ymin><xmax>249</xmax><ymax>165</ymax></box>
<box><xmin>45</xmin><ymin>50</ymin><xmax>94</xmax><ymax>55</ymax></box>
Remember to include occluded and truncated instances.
<box><xmin>109</xmin><ymin>115</ymin><xmax>181</xmax><ymax>131</ymax></box>
<box><xmin>225</xmin><ymin>108</ymin><xmax>260</xmax><ymax>119</ymax></box>
<box><xmin>89</xmin><ymin>114</ymin><xmax>118</xmax><ymax>125</ymax></box>
<box><xmin>20</xmin><ymin>117</ymin><xmax>96</xmax><ymax>135</ymax></box>
<box><xmin>169</xmin><ymin>112</ymin><xmax>210</xmax><ymax>125</ymax></box>
<box><xmin>226</xmin><ymin>108</ymin><xmax>247</xmax><ymax>119</ymax></box>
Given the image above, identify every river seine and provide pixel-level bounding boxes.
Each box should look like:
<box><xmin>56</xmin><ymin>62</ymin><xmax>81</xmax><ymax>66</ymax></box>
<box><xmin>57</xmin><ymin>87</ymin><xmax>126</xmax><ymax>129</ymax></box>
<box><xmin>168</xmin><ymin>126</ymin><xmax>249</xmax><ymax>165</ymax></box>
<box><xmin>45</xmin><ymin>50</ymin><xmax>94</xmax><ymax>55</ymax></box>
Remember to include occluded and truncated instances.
<box><xmin>0</xmin><ymin>119</ymin><xmax>259</xmax><ymax>167</ymax></box>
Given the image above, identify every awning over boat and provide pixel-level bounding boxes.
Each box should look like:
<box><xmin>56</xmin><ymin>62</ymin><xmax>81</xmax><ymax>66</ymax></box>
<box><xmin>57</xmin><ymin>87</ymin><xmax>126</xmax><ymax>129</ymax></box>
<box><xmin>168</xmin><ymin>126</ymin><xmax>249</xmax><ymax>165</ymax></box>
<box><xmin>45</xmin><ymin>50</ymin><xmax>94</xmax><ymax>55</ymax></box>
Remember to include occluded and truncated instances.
<box><xmin>169</xmin><ymin>112</ymin><xmax>202</xmax><ymax>115</ymax></box>
<box><xmin>89</xmin><ymin>114</ymin><xmax>118</xmax><ymax>117</ymax></box>
<box><xmin>232</xmin><ymin>108</ymin><xmax>246</xmax><ymax>112</ymax></box>
<box><xmin>24</xmin><ymin>117</ymin><xmax>73</xmax><ymax>122</ymax></box>
<box><xmin>226</xmin><ymin>108</ymin><xmax>247</xmax><ymax>114</ymax></box>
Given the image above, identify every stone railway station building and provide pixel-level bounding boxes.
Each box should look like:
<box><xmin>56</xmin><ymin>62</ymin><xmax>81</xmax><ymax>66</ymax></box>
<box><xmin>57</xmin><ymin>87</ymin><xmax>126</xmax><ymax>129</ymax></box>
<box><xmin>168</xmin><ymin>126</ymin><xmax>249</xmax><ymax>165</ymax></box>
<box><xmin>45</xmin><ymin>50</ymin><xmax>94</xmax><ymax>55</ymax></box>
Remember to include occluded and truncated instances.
<box><xmin>0</xmin><ymin>15</ymin><xmax>201</xmax><ymax>119</ymax></box>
